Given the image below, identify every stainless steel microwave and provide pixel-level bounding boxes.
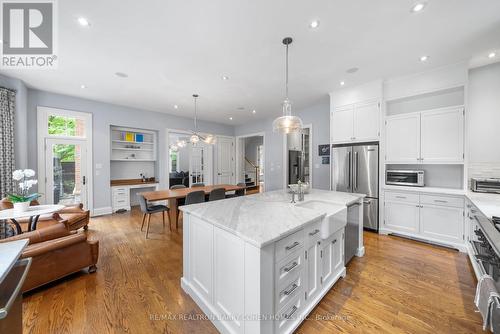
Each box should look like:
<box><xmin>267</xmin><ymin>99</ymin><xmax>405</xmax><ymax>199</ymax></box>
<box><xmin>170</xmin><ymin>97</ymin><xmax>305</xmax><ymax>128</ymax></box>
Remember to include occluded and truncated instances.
<box><xmin>386</xmin><ymin>170</ymin><xmax>425</xmax><ymax>187</ymax></box>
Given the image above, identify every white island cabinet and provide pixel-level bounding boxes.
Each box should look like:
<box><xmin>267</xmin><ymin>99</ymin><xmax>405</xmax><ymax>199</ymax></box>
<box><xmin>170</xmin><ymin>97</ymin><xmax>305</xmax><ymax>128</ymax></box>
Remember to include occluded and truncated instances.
<box><xmin>180</xmin><ymin>189</ymin><xmax>364</xmax><ymax>334</ymax></box>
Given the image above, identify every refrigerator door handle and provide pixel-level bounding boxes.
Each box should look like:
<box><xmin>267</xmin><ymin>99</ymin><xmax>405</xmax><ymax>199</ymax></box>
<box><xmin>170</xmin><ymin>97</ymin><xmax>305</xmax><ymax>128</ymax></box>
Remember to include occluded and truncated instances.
<box><xmin>354</xmin><ymin>151</ymin><xmax>358</xmax><ymax>190</ymax></box>
<box><xmin>347</xmin><ymin>151</ymin><xmax>351</xmax><ymax>188</ymax></box>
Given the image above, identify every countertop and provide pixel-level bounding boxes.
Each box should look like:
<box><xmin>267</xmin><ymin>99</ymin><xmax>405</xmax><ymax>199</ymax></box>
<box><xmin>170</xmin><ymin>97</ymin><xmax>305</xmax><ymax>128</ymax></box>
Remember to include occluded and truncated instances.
<box><xmin>180</xmin><ymin>189</ymin><xmax>364</xmax><ymax>248</ymax></box>
<box><xmin>110</xmin><ymin>179</ymin><xmax>157</xmax><ymax>186</ymax></box>
<box><xmin>466</xmin><ymin>191</ymin><xmax>500</xmax><ymax>220</ymax></box>
<box><xmin>383</xmin><ymin>185</ymin><xmax>466</xmax><ymax>196</ymax></box>
<box><xmin>0</xmin><ymin>239</ymin><xmax>28</xmax><ymax>284</ymax></box>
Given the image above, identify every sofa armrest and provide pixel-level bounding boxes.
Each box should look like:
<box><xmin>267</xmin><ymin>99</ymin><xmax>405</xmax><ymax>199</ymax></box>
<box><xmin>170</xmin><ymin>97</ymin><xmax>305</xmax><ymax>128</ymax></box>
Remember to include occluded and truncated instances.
<box><xmin>22</xmin><ymin>233</ymin><xmax>87</xmax><ymax>258</ymax></box>
<box><xmin>58</xmin><ymin>203</ymin><xmax>84</xmax><ymax>214</ymax></box>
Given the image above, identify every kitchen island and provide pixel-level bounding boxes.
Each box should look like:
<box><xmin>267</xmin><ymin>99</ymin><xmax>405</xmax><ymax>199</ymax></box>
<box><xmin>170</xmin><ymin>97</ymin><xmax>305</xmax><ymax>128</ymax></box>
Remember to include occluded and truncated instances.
<box><xmin>180</xmin><ymin>189</ymin><xmax>364</xmax><ymax>334</ymax></box>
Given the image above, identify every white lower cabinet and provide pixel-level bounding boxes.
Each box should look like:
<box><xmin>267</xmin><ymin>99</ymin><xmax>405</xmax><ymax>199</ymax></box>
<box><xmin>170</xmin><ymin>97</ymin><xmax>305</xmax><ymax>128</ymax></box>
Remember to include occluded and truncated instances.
<box><xmin>384</xmin><ymin>191</ymin><xmax>465</xmax><ymax>249</ymax></box>
<box><xmin>305</xmin><ymin>240</ymin><xmax>321</xmax><ymax>301</ymax></box>
<box><xmin>321</xmin><ymin>229</ymin><xmax>344</xmax><ymax>287</ymax></box>
<box><xmin>420</xmin><ymin>205</ymin><xmax>464</xmax><ymax>244</ymax></box>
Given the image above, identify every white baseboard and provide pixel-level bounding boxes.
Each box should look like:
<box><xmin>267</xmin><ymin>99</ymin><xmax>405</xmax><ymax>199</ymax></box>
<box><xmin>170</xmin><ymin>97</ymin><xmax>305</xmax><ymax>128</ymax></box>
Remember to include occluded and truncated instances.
<box><xmin>92</xmin><ymin>206</ymin><xmax>112</xmax><ymax>217</ymax></box>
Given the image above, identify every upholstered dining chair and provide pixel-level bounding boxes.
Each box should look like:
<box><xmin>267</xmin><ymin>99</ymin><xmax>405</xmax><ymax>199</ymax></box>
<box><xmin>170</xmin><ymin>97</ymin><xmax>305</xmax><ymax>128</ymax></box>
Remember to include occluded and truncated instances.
<box><xmin>184</xmin><ymin>190</ymin><xmax>206</xmax><ymax>205</ymax></box>
<box><xmin>138</xmin><ymin>194</ymin><xmax>170</xmax><ymax>239</ymax></box>
<box><xmin>226</xmin><ymin>183</ymin><xmax>246</xmax><ymax>198</ymax></box>
<box><xmin>170</xmin><ymin>184</ymin><xmax>186</xmax><ymax>227</ymax></box>
<box><xmin>209</xmin><ymin>188</ymin><xmax>226</xmax><ymax>201</ymax></box>
<box><xmin>191</xmin><ymin>182</ymin><xmax>205</xmax><ymax>187</ymax></box>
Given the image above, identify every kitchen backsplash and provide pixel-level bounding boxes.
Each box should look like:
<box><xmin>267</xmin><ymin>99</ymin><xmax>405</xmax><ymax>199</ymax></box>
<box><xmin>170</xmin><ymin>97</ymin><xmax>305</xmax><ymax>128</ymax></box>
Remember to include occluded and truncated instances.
<box><xmin>468</xmin><ymin>162</ymin><xmax>500</xmax><ymax>186</ymax></box>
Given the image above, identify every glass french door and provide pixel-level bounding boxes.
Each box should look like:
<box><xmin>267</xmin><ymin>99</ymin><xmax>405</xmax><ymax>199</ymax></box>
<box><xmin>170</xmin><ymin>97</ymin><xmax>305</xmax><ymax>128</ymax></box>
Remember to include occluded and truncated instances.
<box><xmin>45</xmin><ymin>138</ymin><xmax>88</xmax><ymax>207</ymax></box>
<box><xmin>189</xmin><ymin>142</ymin><xmax>213</xmax><ymax>186</ymax></box>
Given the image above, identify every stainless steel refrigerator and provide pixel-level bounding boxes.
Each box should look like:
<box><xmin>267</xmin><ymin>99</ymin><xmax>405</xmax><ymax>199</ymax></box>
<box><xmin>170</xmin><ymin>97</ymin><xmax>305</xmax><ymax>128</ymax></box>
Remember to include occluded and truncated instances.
<box><xmin>331</xmin><ymin>143</ymin><xmax>379</xmax><ymax>231</ymax></box>
<box><xmin>288</xmin><ymin>150</ymin><xmax>302</xmax><ymax>184</ymax></box>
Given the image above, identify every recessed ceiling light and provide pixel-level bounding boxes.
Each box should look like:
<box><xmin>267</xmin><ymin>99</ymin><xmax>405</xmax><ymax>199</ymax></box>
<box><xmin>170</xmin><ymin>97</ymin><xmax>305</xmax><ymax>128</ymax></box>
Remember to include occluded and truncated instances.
<box><xmin>411</xmin><ymin>2</ymin><xmax>427</xmax><ymax>13</ymax></box>
<box><xmin>340</xmin><ymin>81</ymin><xmax>345</xmax><ymax>86</ymax></box>
<box><xmin>115</xmin><ymin>72</ymin><xmax>128</xmax><ymax>78</ymax></box>
<box><xmin>229</xmin><ymin>117</ymin><xmax>233</xmax><ymax>120</ymax></box>
<box><xmin>488</xmin><ymin>52</ymin><xmax>497</xmax><ymax>59</ymax></box>
<box><xmin>174</xmin><ymin>105</ymin><xmax>179</xmax><ymax>109</ymax></box>
<box><xmin>80</xmin><ymin>84</ymin><xmax>87</xmax><ymax>89</ymax></box>
<box><xmin>252</xmin><ymin>109</ymin><xmax>256</xmax><ymax>114</ymax></box>
<box><xmin>420</xmin><ymin>55</ymin><xmax>429</xmax><ymax>62</ymax></box>
<box><xmin>309</xmin><ymin>20</ymin><xmax>320</xmax><ymax>29</ymax></box>
<box><xmin>222</xmin><ymin>75</ymin><xmax>229</xmax><ymax>80</ymax></box>
<box><xmin>77</xmin><ymin>17</ymin><xmax>90</xmax><ymax>26</ymax></box>
<box><xmin>346</xmin><ymin>67</ymin><xmax>359</xmax><ymax>74</ymax></box>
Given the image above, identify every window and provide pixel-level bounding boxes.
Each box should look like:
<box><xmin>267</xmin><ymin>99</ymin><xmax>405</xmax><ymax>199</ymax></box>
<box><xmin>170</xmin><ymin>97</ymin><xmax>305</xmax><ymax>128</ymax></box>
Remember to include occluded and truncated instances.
<box><xmin>170</xmin><ymin>151</ymin><xmax>178</xmax><ymax>172</ymax></box>
<box><xmin>48</xmin><ymin>115</ymin><xmax>85</xmax><ymax>137</ymax></box>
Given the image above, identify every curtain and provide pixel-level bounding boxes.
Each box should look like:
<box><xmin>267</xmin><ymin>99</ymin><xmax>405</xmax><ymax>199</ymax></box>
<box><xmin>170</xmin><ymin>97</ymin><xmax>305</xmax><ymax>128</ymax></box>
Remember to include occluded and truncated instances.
<box><xmin>0</xmin><ymin>87</ymin><xmax>16</xmax><ymax>198</ymax></box>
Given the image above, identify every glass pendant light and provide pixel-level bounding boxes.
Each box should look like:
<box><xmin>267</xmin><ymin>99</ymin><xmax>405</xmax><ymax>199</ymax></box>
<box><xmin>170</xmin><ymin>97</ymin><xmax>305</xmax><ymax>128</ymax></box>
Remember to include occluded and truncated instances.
<box><xmin>189</xmin><ymin>94</ymin><xmax>215</xmax><ymax>145</ymax></box>
<box><xmin>272</xmin><ymin>37</ymin><xmax>303</xmax><ymax>133</ymax></box>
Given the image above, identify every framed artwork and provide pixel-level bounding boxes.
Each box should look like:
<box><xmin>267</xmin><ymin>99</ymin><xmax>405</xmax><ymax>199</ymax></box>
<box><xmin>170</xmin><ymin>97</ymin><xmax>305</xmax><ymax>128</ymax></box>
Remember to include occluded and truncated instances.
<box><xmin>318</xmin><ymin>144</ymin><xmax>330</xmax><ymax>156</ymax></box>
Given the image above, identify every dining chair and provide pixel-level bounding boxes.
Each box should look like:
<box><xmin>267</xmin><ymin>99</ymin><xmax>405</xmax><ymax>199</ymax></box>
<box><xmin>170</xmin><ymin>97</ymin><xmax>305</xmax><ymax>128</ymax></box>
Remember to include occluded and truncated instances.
<box><xmin>185</xmin><ymin>190</ymin><xmax>206</xmax><ymax>205</ymax></box>
<box><xmin>138</xmin><ymin>194</ymin><xmax>170</xmax><ymax>239</ymax></box>
<box><xmin>192</xmin><ymin>182</ymin><xmax>205</xmax><ymax>187</ymax></box>
<box><xmin>209</xmin><ymin>188</ymin><xmax>226</xmax><ymax>201</ymax></box>
<box><xmin>170</xmin><ymin>184</ymin><xmax>186</xmax><ymax>226</ymax></box>
<box><xmin>226</xmin><ymin>183</ymin><xmax>246</xmax><ymax>198</ymax></box>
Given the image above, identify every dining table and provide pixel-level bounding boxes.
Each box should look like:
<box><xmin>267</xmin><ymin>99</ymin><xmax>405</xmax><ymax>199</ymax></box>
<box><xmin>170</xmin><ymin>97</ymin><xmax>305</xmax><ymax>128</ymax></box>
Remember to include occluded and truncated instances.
<box><xmin>140</xmin><ymin>184</ymin><xmax>246</xmax><ymax>229</ymax></box>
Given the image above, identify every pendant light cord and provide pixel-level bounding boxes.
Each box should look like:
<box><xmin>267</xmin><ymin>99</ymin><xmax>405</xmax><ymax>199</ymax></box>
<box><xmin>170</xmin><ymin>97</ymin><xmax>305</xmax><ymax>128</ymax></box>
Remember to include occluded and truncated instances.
<box><xmin>193</xmin><ymin>95</ymin><xmax>198</xmax><ymax>132</ymax></box>
<box><xmin>285</xmin><ymin>43</ymin><xmax>289</xmax><ymax>99</ymax></box>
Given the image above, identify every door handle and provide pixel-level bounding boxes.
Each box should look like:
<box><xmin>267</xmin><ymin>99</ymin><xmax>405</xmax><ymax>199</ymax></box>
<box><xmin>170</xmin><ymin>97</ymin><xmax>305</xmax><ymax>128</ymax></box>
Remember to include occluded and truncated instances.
<box><xmin>347</xmin><ymin>151</ymin><xmax>351</xmax><ymax>188</ymax></box>
<box><xmin>83</xmin><ymin>176</ymin><xmax>86</xmax><ymax>185</ymax></box>
<box><xmin>354</xmin><ymin>151</ymin><xmax>358</xmax><ymax>190</ymax></box>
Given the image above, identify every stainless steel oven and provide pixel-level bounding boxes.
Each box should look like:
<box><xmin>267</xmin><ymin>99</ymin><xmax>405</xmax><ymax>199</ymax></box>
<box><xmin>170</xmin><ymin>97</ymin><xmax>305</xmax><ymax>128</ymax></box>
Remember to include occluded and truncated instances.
<box><xmin>386</xmin><ymin>170</ymin><xmax>424</xmax><ymax>187</ymax></box>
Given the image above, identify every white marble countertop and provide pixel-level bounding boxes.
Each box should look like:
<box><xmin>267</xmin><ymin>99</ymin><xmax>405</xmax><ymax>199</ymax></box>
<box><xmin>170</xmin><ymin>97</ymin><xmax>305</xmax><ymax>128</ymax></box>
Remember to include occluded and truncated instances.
<box><xmin>0</xmin><ymin>239</ymin><xmax>28</xmax><ymax>284</ymax></box>
<box><xmin>180</xmin><ymin>189</ymin><xmax>364</xmax><ymax>248</ymax></box>
<box><xmin>466</xmin><ymin>191</ymin><xmax>500</xmax><ymax>219</ymax></box>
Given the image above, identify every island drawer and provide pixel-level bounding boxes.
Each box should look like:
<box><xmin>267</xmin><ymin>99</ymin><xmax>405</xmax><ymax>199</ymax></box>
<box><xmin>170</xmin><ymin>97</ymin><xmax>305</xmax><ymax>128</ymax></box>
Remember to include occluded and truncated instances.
<box><xmin>420</xmin><ymin>194</ymin><xmax>464</xmax><ymax>208</ymax></box>
<box><xmin>385</xmin><ymin>191</ymin><xmax>419</xmax><ymax>204</ymax></box>
<box><xmin>275</xmin><ymin>272</ymin><xmax>303</xmax><ymax>312</ymax></box>
<box><xmin>304</xmin><ymin>221</ymin><xmax>322</xmax><ymax>246</ymax></box>
<box><xmin>275</xmin><ymin>252</ymin><xmax>304</xmax><ymax>287</ymax></box>
<box><xmin>276</xmin><ymin>293</ymin><xmax>303</xmax><ymax>334</ymax></box>
<box><xmin>275</xmin><ymin>229</ymin><xmax>305</xmax><ymax>262</ymax></box>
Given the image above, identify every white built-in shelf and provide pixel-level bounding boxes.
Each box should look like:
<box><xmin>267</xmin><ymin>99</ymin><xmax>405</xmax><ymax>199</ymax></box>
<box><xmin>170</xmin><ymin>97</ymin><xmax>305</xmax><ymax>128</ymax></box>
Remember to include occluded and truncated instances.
<box><xmin>110</xmin><ymin>126</ymin><xmax>157</xmax><ymax>163</ymax></box>
<box><xmin>112</xmin><ymin>140</ymin><xmax>154</xmax><ymax>145</ymax></box>
<box><xmin>111</xmin><ymin>159</ymin><xmax>156</xmax><ymax>162</ymax></box>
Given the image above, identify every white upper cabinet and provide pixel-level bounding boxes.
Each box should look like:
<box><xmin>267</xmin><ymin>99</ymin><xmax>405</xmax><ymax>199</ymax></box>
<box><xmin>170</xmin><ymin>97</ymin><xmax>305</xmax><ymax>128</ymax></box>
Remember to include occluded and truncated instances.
<box><xmin>330</xmin><ymin>105</ymin><xmax>354</xmax><ymax>143</ymax></box>
<box><xmin>354</xmin><ymin>102</ymin><xmax>380</xmax><ymax>142</ymax></box>
<box><xmin>420</xmin><ymin>107</ymin><xmax>464</xmax><ymax>163</ymax></box>
<box><xmin>385</xmin><ymin>106</ymin><xmax>464</xmax><ymax>164</ymax></box>
<box><xmin>385</xmin><ymin>113</ymin><xmax>420</xmax><ymax>163</ymax></box>
<box><xmin>331</xmin><ymin>101</ymin><xmax>380</xmax><ymax>144</ymax></box>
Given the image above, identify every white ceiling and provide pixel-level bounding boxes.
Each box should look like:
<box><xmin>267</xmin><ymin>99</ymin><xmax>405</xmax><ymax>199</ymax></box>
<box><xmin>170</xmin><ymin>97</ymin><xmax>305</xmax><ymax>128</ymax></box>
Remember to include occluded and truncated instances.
<box><xmin>2</xmin><ymin>0</ymin><xmax>500</xmax><ymax>125</ymax></box>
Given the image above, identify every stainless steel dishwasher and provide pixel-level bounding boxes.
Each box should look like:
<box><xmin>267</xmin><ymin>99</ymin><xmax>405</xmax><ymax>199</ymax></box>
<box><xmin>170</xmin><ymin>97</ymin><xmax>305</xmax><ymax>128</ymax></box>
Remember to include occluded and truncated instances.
<box><xmin>345</xmin><ymin>202</ymin><xmax>360</xmax><ymax>265</ymax></box>
<box><xmin>0</xmin><ymin>257</ymin><xmax>31</xmax><ymax>333</ymax></box>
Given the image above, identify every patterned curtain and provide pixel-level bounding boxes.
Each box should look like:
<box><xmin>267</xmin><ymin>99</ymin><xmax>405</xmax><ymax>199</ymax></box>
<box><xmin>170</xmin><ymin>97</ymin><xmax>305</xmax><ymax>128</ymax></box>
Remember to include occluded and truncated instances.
<box><xmin>0</xmin><ymin>87</ymin><xmax>16</xmax><ymax>198</ymax></box>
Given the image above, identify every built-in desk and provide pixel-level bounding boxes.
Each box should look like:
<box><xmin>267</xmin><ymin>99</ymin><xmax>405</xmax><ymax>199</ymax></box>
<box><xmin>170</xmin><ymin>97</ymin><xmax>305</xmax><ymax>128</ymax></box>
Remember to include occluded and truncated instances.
<box><xmin>111</xmin><ymin>179</ymin><xmax>159</xmax><ymax>212</ymax></box>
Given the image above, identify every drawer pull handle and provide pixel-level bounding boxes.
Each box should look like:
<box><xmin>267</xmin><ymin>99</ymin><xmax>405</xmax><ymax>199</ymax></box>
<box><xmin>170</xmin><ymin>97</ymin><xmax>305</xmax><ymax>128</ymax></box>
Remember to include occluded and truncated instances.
<box><xmin>396</xmin><ymin>196</ymin><xmax>407</xmax><ymax>199</ymax></box>
<box><xmin>283</xmin><ymin>283</ymin><xmax>298</xmax><ymax>296</ymax></box>
<box><xmin>285</xmin><ymin>241</ymin><xmax>300</xmax><ymax>251</ymax></box>
<box><xmin>284</xmin><ymin>261</ymin><xmax>298</xmax><ymax>273</ymax></box>
<box><xmin>309</xmin><ymin>229</ymin><xmax>320</xmax><ymax>236</ymax></box>
<box><xmin>434</xmin><ymin>200</ymin><xmax>448</xmax><ymax>203</ymax></box>
<box><xmin>284</xmin><ymin>305</ymin><xmax>298</xmax><ymax>320</ymax></box>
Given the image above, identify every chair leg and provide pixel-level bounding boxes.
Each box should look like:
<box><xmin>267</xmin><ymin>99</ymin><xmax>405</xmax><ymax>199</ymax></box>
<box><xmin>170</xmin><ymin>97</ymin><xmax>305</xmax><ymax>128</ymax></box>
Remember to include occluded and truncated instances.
<box><xmin>140</xmin><ymin>213</ymin><xmax>146</xmax><ymax>231</ymax></box>
<box><xmin>162</xmin><ymin>211</ymin><xmax>165</xmax><ymax>229</ymax></box>
<box><xmin>145</xmin><ymin>214</ymin><xmax>151</xmax><ymax>239</ymax></box>
<box><xmin>167</xmin><ymin>210</ymin><xmax>172</xmax><ymax>232</ymax></box>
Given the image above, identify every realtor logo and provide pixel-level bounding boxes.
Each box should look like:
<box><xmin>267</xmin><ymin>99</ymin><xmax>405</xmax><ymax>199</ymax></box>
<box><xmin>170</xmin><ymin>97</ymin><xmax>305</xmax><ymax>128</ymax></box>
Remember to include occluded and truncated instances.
<box><xmin>1</xmin><ymin>0</ymin><xmax>58</xmax><ymax>68</ymax></box>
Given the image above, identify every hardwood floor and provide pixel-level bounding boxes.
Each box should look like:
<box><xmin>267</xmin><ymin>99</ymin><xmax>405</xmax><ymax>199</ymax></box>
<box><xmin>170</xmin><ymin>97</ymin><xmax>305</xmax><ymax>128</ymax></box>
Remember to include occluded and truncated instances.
<box><xmin>23</xmin><ymin>207</ymin><xmax>484</xmax><ymax>334</ymax></box>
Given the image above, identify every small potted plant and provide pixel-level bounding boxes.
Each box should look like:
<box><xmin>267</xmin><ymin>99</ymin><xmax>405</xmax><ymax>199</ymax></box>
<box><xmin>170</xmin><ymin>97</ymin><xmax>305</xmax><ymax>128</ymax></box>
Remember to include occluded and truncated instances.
<box><xmin>8</xmin><ymin>169</ymin><xmax>40</xmax><ymax>213</ymax></box>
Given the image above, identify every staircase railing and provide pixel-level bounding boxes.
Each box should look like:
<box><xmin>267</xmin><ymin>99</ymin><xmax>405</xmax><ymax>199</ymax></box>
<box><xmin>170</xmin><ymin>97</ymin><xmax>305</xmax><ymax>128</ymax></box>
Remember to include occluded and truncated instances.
<box><xmin>245</xmin><ymin>157</ymin><xmax>260</xmax><ymax>186</ymax></box>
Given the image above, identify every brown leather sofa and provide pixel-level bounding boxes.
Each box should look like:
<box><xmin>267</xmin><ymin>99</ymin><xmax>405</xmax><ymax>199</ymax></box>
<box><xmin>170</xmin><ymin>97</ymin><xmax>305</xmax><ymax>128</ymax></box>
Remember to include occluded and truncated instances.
<box><xmin>0</xmin><ymin>199</ymin><xmax>90</xmax><ymax>232</ymax></box>
<box><xmin>0</xmin><ymin>219</ymin><xmax>99</xmax><ymax>293</ymax></box>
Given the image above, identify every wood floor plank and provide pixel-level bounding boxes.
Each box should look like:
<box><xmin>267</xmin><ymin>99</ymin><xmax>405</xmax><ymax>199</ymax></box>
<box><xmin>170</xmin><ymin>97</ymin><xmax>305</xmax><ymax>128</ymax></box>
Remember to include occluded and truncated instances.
<box><xmin>22</xmin><ymin>207</ymin><xmax>484</xmax><ymax>333</ymax></box>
